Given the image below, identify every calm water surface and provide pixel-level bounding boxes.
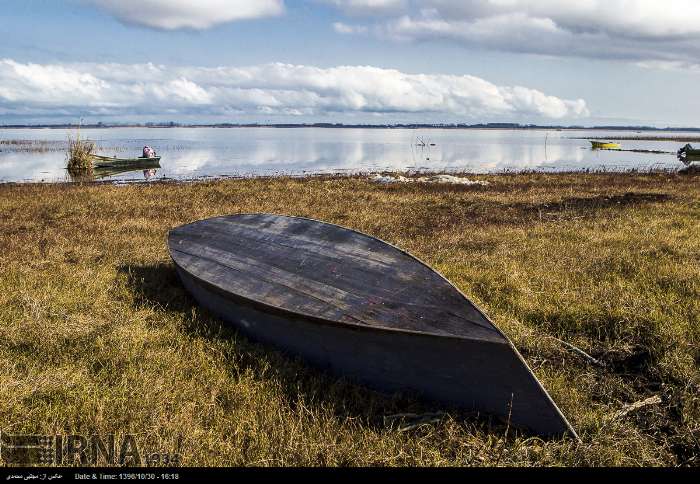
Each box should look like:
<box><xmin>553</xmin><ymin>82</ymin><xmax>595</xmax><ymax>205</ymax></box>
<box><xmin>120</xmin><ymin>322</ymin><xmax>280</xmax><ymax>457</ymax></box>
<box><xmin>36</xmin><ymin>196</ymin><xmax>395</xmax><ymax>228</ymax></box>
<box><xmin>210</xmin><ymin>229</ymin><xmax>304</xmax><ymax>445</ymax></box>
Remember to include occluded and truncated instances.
<box><xmin>0</xmin><ymin>127</ymin><xmax>688</xmax><ymax>183</ymax></box>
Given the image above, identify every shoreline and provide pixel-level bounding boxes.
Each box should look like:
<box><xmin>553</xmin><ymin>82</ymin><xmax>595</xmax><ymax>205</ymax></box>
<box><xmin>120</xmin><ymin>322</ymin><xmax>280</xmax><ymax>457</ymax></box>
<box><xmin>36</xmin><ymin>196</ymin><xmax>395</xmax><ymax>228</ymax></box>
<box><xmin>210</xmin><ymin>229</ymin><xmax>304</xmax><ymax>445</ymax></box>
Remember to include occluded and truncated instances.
<box><xmin>574</xmin><ymin>135</ymin><xmax>700</xmax><ymax>142</ymax></box>
<box><xmin>3</xmin><ymin>124</ymin><xmax>700</xmax><ymax>132</ymax></box>
<box><xmin>1</xmin><ymin>165</ymin><xmax>694</xmax><ymax>187</ymax></box>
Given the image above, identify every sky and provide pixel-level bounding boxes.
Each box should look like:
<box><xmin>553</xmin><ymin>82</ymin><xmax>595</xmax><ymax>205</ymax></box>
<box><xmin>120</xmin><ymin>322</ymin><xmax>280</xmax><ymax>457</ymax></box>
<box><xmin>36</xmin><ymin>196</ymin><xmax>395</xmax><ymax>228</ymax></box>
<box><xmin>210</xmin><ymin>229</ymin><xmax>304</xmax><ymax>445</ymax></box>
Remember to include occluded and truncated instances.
<box><xmin>1</xmin><ymin>0</ymin><xmax>699</xmax><ymax>126</ymax></box>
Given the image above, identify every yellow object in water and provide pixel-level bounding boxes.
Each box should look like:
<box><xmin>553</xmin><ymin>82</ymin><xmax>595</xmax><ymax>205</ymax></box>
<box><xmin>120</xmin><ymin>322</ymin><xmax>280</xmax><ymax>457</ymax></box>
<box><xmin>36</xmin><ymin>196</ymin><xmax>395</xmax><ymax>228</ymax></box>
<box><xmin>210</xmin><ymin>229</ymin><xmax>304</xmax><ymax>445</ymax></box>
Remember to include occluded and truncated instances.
<box><xmin>589</xmin><ymin>140</ymin><xmax>621</xmax><ymax>150</ymax></box>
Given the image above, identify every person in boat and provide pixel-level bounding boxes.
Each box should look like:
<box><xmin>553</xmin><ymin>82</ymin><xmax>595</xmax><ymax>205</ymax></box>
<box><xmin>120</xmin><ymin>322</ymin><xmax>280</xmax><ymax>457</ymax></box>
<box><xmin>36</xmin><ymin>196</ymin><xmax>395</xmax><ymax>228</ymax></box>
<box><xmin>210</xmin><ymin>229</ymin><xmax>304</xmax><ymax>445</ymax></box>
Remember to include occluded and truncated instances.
<box><xmin>142</xmin><ymin>145</ymin><xmax>157</xmax><ymax>158</ymax></box>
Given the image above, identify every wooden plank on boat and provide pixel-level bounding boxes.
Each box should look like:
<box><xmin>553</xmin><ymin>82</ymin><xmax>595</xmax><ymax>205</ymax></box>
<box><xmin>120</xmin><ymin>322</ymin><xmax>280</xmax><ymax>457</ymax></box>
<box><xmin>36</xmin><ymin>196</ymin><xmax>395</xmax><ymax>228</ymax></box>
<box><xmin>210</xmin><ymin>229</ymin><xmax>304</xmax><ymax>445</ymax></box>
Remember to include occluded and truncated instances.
<box><xmin>168</xmin><ymin>214</ymin><xmax>578</xmax><ymax>438</ymax></box>
<box><xmin>92</xmin><ymin>155</ymin><xmax>161</xmax><ymax>167</ymax></box>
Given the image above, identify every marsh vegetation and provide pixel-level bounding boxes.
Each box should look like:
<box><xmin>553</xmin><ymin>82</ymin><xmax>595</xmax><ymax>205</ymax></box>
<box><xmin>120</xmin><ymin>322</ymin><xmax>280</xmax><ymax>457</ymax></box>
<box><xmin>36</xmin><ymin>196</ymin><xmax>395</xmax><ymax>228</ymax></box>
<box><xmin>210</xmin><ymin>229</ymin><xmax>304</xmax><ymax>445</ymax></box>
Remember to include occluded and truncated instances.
<box><xmin>65</xmin><ymin>135</ymin><xmax>95</xmax><ymax>175</ymax></box>
<box><xmin>0</xmin><ymin>139</ymin><xmax>63</xmax><ymax>153</ymax></box>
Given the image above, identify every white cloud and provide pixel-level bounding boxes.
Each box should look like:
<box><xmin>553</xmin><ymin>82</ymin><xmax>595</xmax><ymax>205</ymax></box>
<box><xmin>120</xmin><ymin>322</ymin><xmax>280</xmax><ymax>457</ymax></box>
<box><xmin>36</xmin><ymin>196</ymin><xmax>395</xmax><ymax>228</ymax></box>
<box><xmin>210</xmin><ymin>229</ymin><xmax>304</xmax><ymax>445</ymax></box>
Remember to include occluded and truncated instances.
<box><xmin>333</xmin><ymin>22</ymin><xmax>369</xmax><ymax>34</ymax></box>
<box><xmin>415</xmin><ymin>1</ymin><xmax>700</xmax><ymax>39</ymax></box>
<box><xmin>320</xmin><ymin>0</ymin><xmax>406</xmax><ymax>16</ymax></box>
<box><xmin>0</xmin><ymin>58</ymin><xmax>588</xmax><ymax>121</ymax></box>
<box><xmin>325</xmin><ymin>1</ymin><xmax>700</xmax><ymax>63</ymax></box>
<box><xmin>75</xmin><ymin>1</ymin><xmax>700</xmax><ymax>63</ymax></box>
<box><xmin>636</xmin><ymin>60</ymin><xmax>700</xmax><ymax>72</ymax></box>
<box><xmin>83</xmin><ymin>0</ymin><xmax>284</xmax><ymax>30</ymax></box>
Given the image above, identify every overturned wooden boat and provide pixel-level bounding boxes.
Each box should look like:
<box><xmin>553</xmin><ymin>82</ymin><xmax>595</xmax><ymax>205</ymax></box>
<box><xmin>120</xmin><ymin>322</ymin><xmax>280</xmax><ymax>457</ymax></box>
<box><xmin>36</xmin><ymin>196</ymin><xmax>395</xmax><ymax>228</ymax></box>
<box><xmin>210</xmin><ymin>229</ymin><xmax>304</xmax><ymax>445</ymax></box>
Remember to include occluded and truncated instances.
<box><xmin>168</xmin><ymin>214</ymin><xmax>577</xmax><ymax>438</ymax></box>
<box><xmin>92</xmin><ymin>154</ymin><xmax>161</xmax><ymax>168</ymax></box>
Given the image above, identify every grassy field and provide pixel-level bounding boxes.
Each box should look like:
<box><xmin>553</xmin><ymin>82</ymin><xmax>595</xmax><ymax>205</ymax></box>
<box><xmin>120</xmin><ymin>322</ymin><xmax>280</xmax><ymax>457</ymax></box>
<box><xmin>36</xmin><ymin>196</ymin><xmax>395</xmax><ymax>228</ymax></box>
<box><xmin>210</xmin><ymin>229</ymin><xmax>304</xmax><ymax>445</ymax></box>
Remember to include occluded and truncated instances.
<box><xmin>0</xmin><ymin>172</ymin><xmax>698</xmax><ymax>466</ymax></box>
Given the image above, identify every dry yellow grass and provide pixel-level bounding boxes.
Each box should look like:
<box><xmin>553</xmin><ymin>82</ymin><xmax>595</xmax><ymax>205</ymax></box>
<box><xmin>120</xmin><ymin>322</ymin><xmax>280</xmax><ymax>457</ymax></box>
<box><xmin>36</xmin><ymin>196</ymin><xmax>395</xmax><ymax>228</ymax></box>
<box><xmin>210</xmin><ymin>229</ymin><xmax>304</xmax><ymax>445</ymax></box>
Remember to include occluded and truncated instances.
<box><xmin>0</xmin><ymin>171</ymin><xmax>698</xmax><ymax>466</ymax></box>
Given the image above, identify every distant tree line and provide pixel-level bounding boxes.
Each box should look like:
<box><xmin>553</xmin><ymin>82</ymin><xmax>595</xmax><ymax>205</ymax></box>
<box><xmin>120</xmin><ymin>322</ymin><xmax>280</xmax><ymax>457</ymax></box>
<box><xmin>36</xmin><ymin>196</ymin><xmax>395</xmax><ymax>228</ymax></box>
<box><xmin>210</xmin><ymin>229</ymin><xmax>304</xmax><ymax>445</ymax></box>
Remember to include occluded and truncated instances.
<box><xmin>2</xmin><ymin>122</ymin><xmax>699</xmax><ymax>131</ymax></box>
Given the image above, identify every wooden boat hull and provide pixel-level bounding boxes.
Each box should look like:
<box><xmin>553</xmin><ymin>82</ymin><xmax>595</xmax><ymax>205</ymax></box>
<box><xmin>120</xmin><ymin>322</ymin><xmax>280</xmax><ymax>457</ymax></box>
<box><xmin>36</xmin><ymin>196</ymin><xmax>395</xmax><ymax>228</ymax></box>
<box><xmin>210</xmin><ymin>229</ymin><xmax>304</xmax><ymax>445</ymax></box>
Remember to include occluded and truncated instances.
<box><xmin>169</xmin><ymin>214</ymin><xmax>577</xmax><ymax>438</ymax></box>
<box><xmin>589</xmin><ymin>140</ymin><xmax>620</xmax><ymax>150</ymax></box>
<box><xmin>93</xmin><ymin>161</ymin><xmax>161</xmax><ymax>178</ymax></box>
<box><xmin>176</xmin><ymin>265</ymin><xmax>575</xmax><ymax>437</ymax></box>
<box><xmin>93</xmin><ymin>155</ymin><xmax>161</xmax><ymax>168</ymax></box>
<box><xmin>677</xmin><ymin>144</ymin><xmax>700</xmax><ymax>165</ymax></box>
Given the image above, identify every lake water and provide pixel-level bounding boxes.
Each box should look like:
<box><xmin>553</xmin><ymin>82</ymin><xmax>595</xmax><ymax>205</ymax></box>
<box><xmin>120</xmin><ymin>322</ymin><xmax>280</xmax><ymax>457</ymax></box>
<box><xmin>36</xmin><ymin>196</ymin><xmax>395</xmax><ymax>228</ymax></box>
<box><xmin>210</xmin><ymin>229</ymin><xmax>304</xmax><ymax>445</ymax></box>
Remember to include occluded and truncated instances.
<box><xmin>0</xmin><ymin>127</ymin><xmax>689</xmax><ymax>183</ymax></box>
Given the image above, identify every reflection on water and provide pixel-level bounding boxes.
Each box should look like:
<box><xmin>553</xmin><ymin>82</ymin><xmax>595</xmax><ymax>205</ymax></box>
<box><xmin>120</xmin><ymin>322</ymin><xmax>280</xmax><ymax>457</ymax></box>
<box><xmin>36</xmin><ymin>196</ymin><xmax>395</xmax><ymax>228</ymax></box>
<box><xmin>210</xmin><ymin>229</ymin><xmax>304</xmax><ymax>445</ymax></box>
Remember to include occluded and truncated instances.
<box><xmin>0</xmin><ymin>127</ymin><xmax>687</xmax><ymax>183</ymax></box>
<box><xmin>143</xmin><ymin>169</ymin><xmax>158</xmax><ymax>180</ymax></box>
<box><xmin>67</xmin><ymin>160</ymin><xmax>161</xmax><ymax>182</ymax></box>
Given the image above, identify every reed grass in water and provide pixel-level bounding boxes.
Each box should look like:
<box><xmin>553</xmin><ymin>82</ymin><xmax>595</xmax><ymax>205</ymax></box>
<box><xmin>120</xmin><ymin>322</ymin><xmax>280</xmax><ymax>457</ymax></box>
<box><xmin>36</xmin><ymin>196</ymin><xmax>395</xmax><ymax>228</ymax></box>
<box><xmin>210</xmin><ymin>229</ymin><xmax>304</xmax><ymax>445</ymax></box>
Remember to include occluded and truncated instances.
<box><xmin>66</xmin><ymin>134</ymin><xmax>95</xmax><ymax>174</ymax></box>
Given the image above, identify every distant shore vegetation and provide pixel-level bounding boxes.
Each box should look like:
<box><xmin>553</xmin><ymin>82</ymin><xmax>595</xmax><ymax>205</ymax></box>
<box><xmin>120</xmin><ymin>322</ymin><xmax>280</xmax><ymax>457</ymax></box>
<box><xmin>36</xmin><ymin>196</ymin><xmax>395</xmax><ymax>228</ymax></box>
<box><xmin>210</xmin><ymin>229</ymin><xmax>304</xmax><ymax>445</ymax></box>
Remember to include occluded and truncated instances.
<box><xmin>3</xmin><ymin>122</ymin><xmax>700</xmax><ymax>131</ymax></box>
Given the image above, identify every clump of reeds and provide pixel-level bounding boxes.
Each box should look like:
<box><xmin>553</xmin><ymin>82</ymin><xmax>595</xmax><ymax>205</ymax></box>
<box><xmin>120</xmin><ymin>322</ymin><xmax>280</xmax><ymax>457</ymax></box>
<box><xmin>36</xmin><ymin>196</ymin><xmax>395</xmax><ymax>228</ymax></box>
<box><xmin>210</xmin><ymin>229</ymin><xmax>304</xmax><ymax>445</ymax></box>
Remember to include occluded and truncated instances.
<box><xmin>66</xmin><ymin>133</ymin><xmax>95</xmax><ymax>174</ymax></box>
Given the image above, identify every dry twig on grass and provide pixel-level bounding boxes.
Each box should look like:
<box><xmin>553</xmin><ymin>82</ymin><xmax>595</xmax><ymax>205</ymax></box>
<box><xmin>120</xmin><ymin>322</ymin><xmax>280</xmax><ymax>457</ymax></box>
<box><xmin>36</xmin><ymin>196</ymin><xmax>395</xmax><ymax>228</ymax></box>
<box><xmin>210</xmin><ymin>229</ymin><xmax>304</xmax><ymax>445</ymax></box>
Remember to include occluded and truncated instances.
<box><xmin>611</xmin><ymin>395</ymin><xmax>662</xmax><ymax>421</ymax></box>
<box><xmin>384</xmin><ymin>412</ymin><xmax>447</xmax><ymax>432</ymax></box>
<box><xmin>550</xmin><ymin>336</ymin><xmax>607</xmax><ymax>368</ymax></box>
